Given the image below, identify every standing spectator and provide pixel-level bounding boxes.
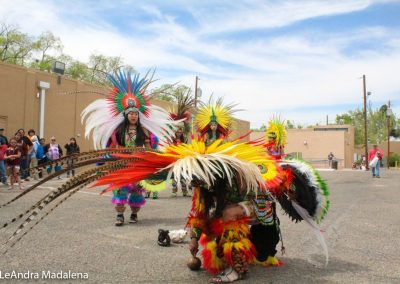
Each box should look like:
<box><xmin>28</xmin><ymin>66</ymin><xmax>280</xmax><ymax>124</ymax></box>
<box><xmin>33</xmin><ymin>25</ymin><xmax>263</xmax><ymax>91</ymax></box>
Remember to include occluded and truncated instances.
<box><xmin>328</xmin><ymin>152</ymin><xmax>334</xmax><ymax>168</ymax></box>
<box><xmin>171</xmin><ymin>127</ymin><xmax>189</xmax><ymax>197</ymax></box>
<box><xmin>17</xmin><ymin>129</ymin><xmax>33</xmax><ymax>181</ymax></box>
<box><xmin>37</xmin><ymin>138</ymin><xmax>48</xmax><ymax>178</ymax></box>
<box><xmin>0</xmin><ymin>128</ymin><xmax>8</xmax><ymax>186</ymax></box>
<box><xmin>4</xmin><ymin>137</ymin><xmax>23</xmax><ymax>190</ymax></box>
<box><xmin>369</xmin><ymin>145</ymin><xmax>383</xmax><ymax>178</ymax></box>
<box><xmin>64</xmin><ymin>137</ymin><xmax>80</xmax><ymax>177</ymax></box>
<box><xmin>44</xmin><ymin>136</ymin><xmax>63</xmax><ymax>179</ymax></box>
<box><xmin>29</xmin><ymin>135</ymin><xmax>40</xmax><ymax>180</ymax></box>
<box><xmin>361</xmin><ymin>155</ymin><xmax>367</xmax><ymax>170</ymax></box>
<box><xmin>0</xmin><ymin>128</ymin><xmax>8</xmax><ymax>145</ymax></box>
<box><xmin>28</xmin><ymin>129</ymin><xmax>40</xmax><ymax>141</ymax></box>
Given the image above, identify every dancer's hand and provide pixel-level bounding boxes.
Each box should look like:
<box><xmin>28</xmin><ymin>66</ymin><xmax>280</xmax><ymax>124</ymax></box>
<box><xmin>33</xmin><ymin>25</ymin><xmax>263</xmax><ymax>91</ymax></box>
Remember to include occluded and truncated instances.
<box><xmin>189</xmin><ymin>238</ymin><xmax>199</xmax><ymax>256</ymax></box>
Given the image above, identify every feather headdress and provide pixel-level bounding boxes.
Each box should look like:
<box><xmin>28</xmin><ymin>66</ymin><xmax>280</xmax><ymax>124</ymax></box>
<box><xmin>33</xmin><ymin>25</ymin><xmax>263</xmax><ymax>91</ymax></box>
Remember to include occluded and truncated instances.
<box><xmin>266</xmin><ymin>116</ymin><xmax>287</xmax><ymax>147</ymax></box>
<box><xmin>195</xmin><ymin>97</ymin><xmax>238</xmax><ymax>137</ymax></box>
<box><xmin>93</xmin><ymin>137</ymin><xmax>280</xmax><ymax>194</ymax></box>
<box><xmin>169</xmin><ymin>89</ymin><xmax>195</xmax><ymax>135</ymax></box>
<box><xmin>81</xmin><ymin>69</ymin><xmax>180</xmax><ymax>149</ymax></box>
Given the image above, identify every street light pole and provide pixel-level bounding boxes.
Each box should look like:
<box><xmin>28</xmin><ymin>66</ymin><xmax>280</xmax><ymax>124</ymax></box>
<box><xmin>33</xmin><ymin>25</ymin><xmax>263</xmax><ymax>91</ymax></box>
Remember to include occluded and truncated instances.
<box><xmin>363</xmin><ymin>75</ymin><xmax>369</xmax><ymax>170</ymax></box>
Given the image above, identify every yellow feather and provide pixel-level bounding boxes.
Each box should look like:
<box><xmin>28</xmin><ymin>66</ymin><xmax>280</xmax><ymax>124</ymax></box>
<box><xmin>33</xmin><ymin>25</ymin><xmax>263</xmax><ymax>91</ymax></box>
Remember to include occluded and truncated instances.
<box><xmin>195</xmin><ymin>99</ymin><xmax>236</xmax><ymax>132</ymax></box>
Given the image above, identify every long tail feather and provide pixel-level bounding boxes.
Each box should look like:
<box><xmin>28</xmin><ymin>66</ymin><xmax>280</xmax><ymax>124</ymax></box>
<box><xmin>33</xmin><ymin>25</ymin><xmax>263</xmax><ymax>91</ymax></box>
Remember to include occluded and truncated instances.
<box><xmin>19</xmin><ymin>148</ymin><xmax>144</xmax><ymax>179</ymax></box>
<box><xmin>0</xmin><ymin>157</ymin><xmax>115</xmax><ymax>208</ymax></box>
<box><xmin>1</xmin><ymin>179</ymin><xmax>91</xmax><ymax>254</ymax></box>
<box><xmin>0</xmin><ymin>158</ymin><xmax>135</xmax><ymax>230</ymax></box>
<box><xmin>0</xmin><ymin>148</ymin><xmax>147</xmax><ymax>208</ymax></box>
<box><xmin>1</xmin><ymin>160</ymin><xmax>131</xmax><ymax>253</ymax></box>
<box><xmin>291</xmin><ymin>201</ymin><xmax>329</xmax><ymax>267</ymax></box>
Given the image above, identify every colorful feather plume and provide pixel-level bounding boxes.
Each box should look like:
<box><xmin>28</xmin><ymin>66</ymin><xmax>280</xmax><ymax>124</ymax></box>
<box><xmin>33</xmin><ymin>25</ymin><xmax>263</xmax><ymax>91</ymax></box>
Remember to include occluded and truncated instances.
<box><xmin>257</xmin><ymin>161</ymin><xmax>283</xmax><ymax>189</ymax></box>
<box><xmin>266</xmin><ymin>116</ymin><xmax>287</xmax><ymax>147</ymax></box>
<box><xmin>200</xmin><ymin>236</ymin><xmax>225</xmax><ymax>274</ymax></box>
<box><xmin>199</xmin><ymin>218</ymin><xmax>256</xmax><ymax>274</ymax></box>
<box><xmin>220</xmin><ymin>219</ymin><xmax>256</xmax><ymax>267</ymax></box>
<box><xmin>195</xmin><ymin>97</ymin><xmax>238</xmax><ymax>136</ymax></box>
<box><xmin>81</xmin><ymin>69</ymin><xmax>182</xmax><ymax>149</ymax></box>
<box><xmin>169</xmin><ymin>89</ymin><xmax>194</xmax><ymax>121</ymax></box>
<box><xmin>278</xmin><ymin>159</ymin><xmax>330</xmax><ymax>223</ymax></box>
<box><xmin>94</xmin><ymin>137</ymin><xmax>277</xmax><ymax>194</ymax></box>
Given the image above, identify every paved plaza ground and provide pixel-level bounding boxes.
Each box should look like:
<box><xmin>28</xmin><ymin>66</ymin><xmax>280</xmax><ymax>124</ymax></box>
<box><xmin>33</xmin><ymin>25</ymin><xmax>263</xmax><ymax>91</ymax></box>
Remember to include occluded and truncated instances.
<box><xmin>0</xmin><ymin>169</ymin><xmax>399</xmax><ymax>283</ymax></box>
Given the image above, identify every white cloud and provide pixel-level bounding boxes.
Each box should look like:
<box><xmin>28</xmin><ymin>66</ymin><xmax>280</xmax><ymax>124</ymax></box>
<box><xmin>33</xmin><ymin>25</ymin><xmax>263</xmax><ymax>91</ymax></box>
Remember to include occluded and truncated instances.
<box><xmin>1</xmin><ymin>0</ymin><xmax>399</xmax><ymax>128</ymax></box>
<box><xmin>192</xmin><ymin>0</ymin><xmax>374</xmax><ymax>33</ymax></box>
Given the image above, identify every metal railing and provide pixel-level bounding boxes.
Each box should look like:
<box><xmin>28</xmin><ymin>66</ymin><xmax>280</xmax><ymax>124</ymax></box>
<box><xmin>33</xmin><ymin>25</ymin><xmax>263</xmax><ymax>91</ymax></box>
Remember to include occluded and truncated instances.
<box><xmin>284</xmin><ymin>153</ymin><xmax>344</xmax><ymax>169</ymax></box>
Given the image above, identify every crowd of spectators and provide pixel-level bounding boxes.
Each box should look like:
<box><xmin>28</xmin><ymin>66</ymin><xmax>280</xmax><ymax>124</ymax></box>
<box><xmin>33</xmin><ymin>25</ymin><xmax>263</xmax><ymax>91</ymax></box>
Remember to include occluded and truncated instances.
<box><xmin>0</xmin><ymin>128</ymin><xmax>80</xmax><ymax>190</ymax></box>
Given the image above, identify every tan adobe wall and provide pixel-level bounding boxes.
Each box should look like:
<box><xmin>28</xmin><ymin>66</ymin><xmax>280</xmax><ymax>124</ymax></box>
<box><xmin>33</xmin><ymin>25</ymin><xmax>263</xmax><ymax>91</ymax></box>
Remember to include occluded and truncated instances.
<box><xmin>0</xmin><ymin>62</ymin><xmax>249</xmax><ymax>151</ymax></box>
<box><xmin>250</xmin><ymin>125</ymin><xmax>355</xmax><ymax>168</ymax></box>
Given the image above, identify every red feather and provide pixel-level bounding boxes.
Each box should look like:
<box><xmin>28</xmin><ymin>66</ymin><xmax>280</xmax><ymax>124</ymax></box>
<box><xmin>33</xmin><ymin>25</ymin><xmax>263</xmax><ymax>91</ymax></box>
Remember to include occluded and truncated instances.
<box><xmin>92</xmin><ymin>151</ymin><xmax>177</xmax><ymax>192</ymax></box>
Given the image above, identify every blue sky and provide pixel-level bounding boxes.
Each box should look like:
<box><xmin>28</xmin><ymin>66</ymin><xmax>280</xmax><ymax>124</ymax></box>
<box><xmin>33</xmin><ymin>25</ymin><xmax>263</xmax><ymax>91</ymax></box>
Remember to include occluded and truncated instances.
<box><xmin>1</xmin><ymin>0</ymin><xmax>400</xmax><ymax>127</ymax></box>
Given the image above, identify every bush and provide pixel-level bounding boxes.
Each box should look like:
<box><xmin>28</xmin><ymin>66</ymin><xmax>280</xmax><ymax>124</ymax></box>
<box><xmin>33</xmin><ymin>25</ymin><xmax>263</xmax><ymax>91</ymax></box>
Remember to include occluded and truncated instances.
<box><xmin>389</xmin><ymin>153</ymin><xmax>400</xmax><ymax>167</ymax></box>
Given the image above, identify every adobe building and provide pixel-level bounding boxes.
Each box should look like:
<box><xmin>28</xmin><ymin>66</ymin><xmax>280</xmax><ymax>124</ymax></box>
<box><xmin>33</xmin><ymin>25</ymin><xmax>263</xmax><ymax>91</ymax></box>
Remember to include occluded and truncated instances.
<box><xmin>0</xmin><ymin>62</ymin><xmax>249</xmax><ymax>151</ymax></box>
<box><xmin>251</xmin><ymin>125</ymin><xmax>355</xmax><ymax>169</ymax></box>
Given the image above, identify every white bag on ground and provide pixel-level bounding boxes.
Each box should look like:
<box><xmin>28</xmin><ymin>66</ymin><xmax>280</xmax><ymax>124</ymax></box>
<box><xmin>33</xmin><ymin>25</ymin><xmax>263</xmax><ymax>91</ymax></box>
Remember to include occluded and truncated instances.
<box><xmin>168</xmin><ymin>229</ymin><xmax>187</xmax><ymax>243</ymax></box>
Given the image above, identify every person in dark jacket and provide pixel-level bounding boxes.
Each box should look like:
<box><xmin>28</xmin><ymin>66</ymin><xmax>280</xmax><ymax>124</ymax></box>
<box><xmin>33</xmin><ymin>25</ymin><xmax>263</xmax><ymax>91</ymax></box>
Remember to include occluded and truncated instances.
<box><xmin>64</xmin><ymin>137</ymin><xmax>80</xmax><ymax>177</ymax></box>
<box><xmin>0</xmin><ymin>128</ymin><xmax>8</xmax><ymax>145</ymax></box>
<box><xmin>17</xmin><ymin>129</ymin><xmax>33</xmax><ymax>181</ymax></box>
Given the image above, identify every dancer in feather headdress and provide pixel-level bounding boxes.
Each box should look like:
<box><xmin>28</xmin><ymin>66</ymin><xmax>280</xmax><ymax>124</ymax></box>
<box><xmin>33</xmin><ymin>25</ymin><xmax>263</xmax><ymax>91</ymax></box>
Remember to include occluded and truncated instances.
<box><xmin>195</xmin><ymin>97</ymin><xmax>237</xmax><ymax>145</ymax></box>
<box><xmin>86</xmin><ymin>134</ymin><xmax>329</xmax><ymax>282</ymax></box>
<box><xmin>250</xmin><ymin>117</ymin><xmax>288</xmax><ymax>267</ymax></box>
<box><xmin>170</xmin><ymin>89</ymin><xmax>194</xmax><ymax>144</ymax></box>
<box><xmin>91</xmin><ymin>137</ymin><xmax>277</xmax><ymax>282</ymax></box>
<box><xmin>81</xmin><ymin>69</ymin><xmax>180</xmax><ymax>226</ymax></box>
<box><xmin>169</xmin><ymin>89</ymin><xmax>195</xmax><ymax>197</ymax></box>
<box><xmin>265</xmin><ymin>116</ymin><xmax>286</xmax><ymax>159</ymax></box>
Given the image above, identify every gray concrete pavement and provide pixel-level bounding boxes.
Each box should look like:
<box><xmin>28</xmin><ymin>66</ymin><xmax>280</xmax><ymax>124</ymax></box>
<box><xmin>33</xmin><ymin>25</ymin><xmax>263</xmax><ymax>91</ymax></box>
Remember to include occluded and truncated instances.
<box><xmin>0</xmin><ymin>169</ymin><xmax>399</xmax><ymax>283</ymax></box>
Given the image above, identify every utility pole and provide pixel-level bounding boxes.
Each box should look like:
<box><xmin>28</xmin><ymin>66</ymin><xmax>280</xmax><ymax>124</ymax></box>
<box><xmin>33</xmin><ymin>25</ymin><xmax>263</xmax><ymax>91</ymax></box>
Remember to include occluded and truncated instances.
<box><xmin>363</xmin><ymin>75</ymin><xmax>369</xmax><ymax>170</ymax></box>
<box><xmin>387</xmin><ymin>100</ymin><xmax>392</xmax><ymax>169</ymax></box>
<box><xmin>194</xmin><ymin>76</ymin><xmax>199</xmax><ymax>108</ymax></box>
<box><xmin>192</xmin><ymin>76</ymin><xmax>199</xmax><ymax>135</ymax></box>
<box><xmin>326</xmin><ymin>115</ymin><xmax>328</xmax><ymax>125</ymax></box>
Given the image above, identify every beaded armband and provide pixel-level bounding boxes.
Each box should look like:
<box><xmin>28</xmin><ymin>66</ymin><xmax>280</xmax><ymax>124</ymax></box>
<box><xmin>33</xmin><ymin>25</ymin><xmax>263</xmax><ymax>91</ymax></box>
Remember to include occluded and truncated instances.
<box><xmin>191</xmin><ymin>227</ymin><xmax>202</xmax><ymax>240</ymax></box>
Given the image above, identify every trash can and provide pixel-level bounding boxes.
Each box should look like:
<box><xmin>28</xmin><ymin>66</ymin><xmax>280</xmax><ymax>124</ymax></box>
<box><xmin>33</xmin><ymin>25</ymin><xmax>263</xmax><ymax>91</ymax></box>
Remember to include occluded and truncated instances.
<box><xmin>331</xmin><ymin>160</ymin><xmax>338</xmax><ymax>170</ymax></box>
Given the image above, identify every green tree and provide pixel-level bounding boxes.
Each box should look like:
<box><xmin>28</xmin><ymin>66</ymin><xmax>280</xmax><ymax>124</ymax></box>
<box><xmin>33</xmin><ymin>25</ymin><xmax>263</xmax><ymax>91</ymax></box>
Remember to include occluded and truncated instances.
<box><xmin>152</xmin><ymin>84</ymin><xmax>191</xmax><ymax>102</ymax></box>
<box><xmin>87</xmin><ymin>53</ymin><xmax>134</xmax><ymax>86</ymax></box>
<box><xmin>30</xmin><ymin>31</ymin><xmax>63</xmax><ymax>71</ymax></box>
<box><xmin>0</xmin><ymin>21</ymin><xmax>141</xmax><ymax>86</ymax></box>
<box><xmin>251</xmin><ymin>124</ymin><xmax>267</xmax><ymax>132</ymax></box>
<box><xmin>0</xmin><ymin>23</ymin><xmax>33</xmax><ymax>65</ymax></box>
<box><xmin>66</xmin><ymin>60</ymin><xmax>90</xmax><ymax>81</ymax></box>
<box><xmin>336</xmin><ymin>104</ymin><xmax>398</xmax><ymax>145</ymax></box>
<box><xmin>286</xmin><ymin>120</ymin><xmax>294</xmax><ymax>129</ymax></box>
